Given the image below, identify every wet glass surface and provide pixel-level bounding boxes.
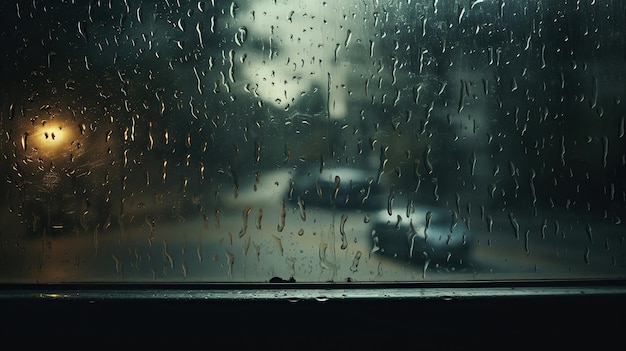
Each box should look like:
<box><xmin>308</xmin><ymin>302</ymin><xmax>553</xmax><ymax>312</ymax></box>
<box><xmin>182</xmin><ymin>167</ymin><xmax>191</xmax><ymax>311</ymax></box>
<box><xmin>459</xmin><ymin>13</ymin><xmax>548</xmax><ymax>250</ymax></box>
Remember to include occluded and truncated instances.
<box><xmin>0</xmin><ymin>0</ymin><xmax>624</xmax><ymax>284</ymax></box>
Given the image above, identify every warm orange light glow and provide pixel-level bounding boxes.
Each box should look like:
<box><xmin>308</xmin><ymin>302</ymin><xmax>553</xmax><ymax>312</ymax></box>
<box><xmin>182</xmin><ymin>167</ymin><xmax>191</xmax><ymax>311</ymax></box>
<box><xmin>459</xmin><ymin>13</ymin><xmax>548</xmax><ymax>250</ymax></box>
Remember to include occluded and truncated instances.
<box><xmin>30</xmin><ymin>119</ymin><xmax>76</xmax><ymax>157</ymax></box>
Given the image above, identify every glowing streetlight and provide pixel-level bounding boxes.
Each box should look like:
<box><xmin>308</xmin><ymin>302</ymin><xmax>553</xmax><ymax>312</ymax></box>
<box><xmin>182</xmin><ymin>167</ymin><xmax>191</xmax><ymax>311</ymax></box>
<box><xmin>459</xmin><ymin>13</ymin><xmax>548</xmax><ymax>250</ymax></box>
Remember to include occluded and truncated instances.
<box><xmin>27</xmin><ymin>118</ymin><xmax>77</xmax><ymax>158</ymax></box>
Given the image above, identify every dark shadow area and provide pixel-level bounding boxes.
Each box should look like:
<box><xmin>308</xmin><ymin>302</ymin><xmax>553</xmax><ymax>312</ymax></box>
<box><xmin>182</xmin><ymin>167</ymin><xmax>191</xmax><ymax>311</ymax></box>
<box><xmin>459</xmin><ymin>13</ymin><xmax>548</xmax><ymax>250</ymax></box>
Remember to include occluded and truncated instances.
<box><xmin>1</xmin><ymin>283</ymin><xmax>625</xmax><ymax>346</ymax></box>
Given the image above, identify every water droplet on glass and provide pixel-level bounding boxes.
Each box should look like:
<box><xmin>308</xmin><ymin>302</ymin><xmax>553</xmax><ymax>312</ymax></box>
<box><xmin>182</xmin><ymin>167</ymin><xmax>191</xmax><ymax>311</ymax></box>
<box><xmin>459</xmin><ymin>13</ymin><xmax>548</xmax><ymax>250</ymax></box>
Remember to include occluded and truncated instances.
<box><xmin>235</xmin><ymin>26</ymin><xmax>247</xmax><ymax>46</ymax></box>
<box><xmin>423</xmin><ymin>144</ymin><xmax>433</xmax><ymax>174</ymax></box>
<box><xmin>350</xmin><ymin>251</ymin><xmax>362</xmax><ymax>272</ymax></box>
<box><xmin>277</xmin><ymin>198</ymin><xmax>286</xmax><ymax>232</ymax></box>
<box><xmin>586</xmin><ymin>223</ymin><xmax>593</xmax><ymax>244</ymax></box>
<box><xmin>344</xmin><ymin>29</ymin><xmax>352</xmax><ymax>48</ymax></box>
<box><xmin>21</xmin><ymin>133</ymin><xmax>28</xmax><ymax>150</ymax></box>
<box><xmin>225</xmin><ymin>251</ymin><xmax>235</xmax><ymax>278</ymax></box>
<box><xmin>332</xmin><ymin>175</ymin><xmax>341</xmax><ymax>201</ymax></box>
<box><xmin>197</xmin><ymin>238</ymin><xmax>203</xmax><ymax>263</ymax></box>
<box><xmin>340</xmin><ymin>214</ymin><xmax>349</xmax><ymax>250</ymax></box>
<box><xmin>163</xmin><ymin>240</ymin><xmax>174</xmax><ymax>269</ymax></box>
<box><xmin>319</xmin><ymin>243</ymin><xmax>334</xmax><ymax>270</ymax></box>
<box><xmin>509</xmin><ymin>212</ymin><xmax>520</xmax><ymax>239</ymax></box>
<box><xmin>273</xmin><ymin>235</ymin><xmax>284</xmax><ymax>256</ymax></box>
<box><xmin>256</xmin><ymin>208</ymin><xmax>263</xmax><ymax>230</ymax></box>
<box><xmin>297</xmin><ymin>196</ymin><xmax>306</xmax><ymax>221</ymax></box>
<box><xmin>238</xmin><ymin>206</ymin><xmax>252</xmax><ymax>238</ymax></box>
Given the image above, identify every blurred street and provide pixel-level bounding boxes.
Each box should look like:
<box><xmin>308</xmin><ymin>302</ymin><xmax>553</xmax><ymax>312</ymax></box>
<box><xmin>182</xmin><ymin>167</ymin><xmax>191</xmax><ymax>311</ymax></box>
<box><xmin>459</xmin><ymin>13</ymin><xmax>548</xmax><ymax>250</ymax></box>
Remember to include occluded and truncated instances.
<box><xmin>2</xmin><ymin>166</ymin><xmax>624</xmax><ymax>283</ymax></box>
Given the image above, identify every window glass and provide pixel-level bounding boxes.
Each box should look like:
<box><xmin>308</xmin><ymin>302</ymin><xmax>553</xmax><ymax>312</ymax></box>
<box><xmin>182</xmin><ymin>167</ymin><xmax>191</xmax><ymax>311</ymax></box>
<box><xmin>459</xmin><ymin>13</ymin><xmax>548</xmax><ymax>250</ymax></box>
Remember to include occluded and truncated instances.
<box><xmin>1</xmin><ymin>0</ymin><xmax>624</xmax><ymax>284</ymax></box>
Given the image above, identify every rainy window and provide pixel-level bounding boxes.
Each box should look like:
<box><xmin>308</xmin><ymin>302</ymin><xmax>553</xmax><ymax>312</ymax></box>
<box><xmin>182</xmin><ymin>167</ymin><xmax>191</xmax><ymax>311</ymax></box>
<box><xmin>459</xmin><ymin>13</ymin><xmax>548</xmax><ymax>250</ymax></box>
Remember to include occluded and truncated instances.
<box><xmin>0</xmin><ymin>0</ymin><xmax>624</xmax><ymax>285</ymax></box>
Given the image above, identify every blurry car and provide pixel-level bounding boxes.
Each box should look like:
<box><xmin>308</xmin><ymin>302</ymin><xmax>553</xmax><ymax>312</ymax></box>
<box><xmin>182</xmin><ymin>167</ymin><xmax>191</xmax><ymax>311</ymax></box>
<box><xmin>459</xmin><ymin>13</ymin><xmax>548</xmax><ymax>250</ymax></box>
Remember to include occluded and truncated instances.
<box><xmin>369</xmin><ymin>205</ymin><xmax>472</xmax><ymax>268</ymax></box>
<box><xmin>287</xmin><ymin>165</ymin><xmax>387</xmax><ymax>210</ymax></box>
<box><xmin>288</xmin><ymin>165</ymin><xmax>472</xmax><ymax>267</ymax></box>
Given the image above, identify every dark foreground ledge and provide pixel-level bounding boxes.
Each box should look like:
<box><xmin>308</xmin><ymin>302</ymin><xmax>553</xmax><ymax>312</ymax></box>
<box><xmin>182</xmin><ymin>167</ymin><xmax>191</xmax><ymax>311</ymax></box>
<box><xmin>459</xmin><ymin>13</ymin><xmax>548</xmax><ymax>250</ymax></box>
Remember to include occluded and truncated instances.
<box><xmin>1</xmin><ymin>280</ymin><xmax>625</xmax><ymax>344</ymax></box>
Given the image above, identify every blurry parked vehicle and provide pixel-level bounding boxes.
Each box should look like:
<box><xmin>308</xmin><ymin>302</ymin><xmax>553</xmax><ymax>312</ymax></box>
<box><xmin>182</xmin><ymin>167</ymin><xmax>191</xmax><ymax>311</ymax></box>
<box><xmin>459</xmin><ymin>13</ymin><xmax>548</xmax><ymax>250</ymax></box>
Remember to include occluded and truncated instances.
<box><xmin>289</xmin><ymin>165</ymin><xmax>472</xmax><ymax>267</ymax></box>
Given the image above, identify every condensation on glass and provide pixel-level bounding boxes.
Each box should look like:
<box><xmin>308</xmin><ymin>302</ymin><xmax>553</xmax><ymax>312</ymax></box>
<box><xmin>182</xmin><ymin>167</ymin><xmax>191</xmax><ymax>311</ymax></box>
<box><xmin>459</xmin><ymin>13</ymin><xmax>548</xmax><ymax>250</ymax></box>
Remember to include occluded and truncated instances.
<box><xmin>0</xmin><ymin>0</ymin><xmax>624</xmax><ymax>283</ymax></box>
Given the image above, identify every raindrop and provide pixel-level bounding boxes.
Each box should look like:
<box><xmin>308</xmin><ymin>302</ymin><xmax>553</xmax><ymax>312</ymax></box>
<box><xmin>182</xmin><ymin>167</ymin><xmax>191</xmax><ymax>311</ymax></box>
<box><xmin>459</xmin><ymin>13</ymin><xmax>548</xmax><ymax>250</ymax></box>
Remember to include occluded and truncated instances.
<box><xmin>225</xmin><ymin>251</ymin><xmax>235</xmax><ymax>278</ymax></box>
<box><xmin>181</xmin><ymin>261</ymin><xmax>188</xmax><ymax>279</ymax></box>
<box><xmin>510</xmin><ymin>77</ymin><xmax>518</xmax><ymax>92</ymax></box>
<box><xmin>602</xmin><ymin>136</ymin><xmax>609</xmax><ymax>168</ymax></box>
<box><xmin>450</xmin><ymin>210</ymin><xmax>458</xmax><ymax>233</ymax></box>
<box><xmin>560</xmin><ymin>135</ymin><xmax>566</xmax><ymax>166</ymax></box>
<box><xmin>235</xmin><ymin>26</ymin><xmax>247</xmax><ymax>46</ymax></box>
<box><xmin>21</xmin><ymin>132</ymin><xmax>28</xmax><ymax>150</ymax></box>
<box><xmin>112</xmin><ymin>254</ymin><xmax>122</xmax><ymax>274</ymax></box>
<box><xmin>277</xmin><ymin>198</ymin><xmax>286</xmax><ymax>232</ymax></box>
<box><xmin>197</xmin><ymin>238</ymin><xmax>203</xmax><ymax>262</ymax></box>
<box><xmin>350</xmin><ymin>251</ymin><xmax>362</xmax><ymax>272</ymax></box>
<box><xmin>238</xmin><ymin>206</ymin><xmax>252</xmax><ymax>238</ymax></box>
<box><xmin>315</xmin><ymin>179</ymin><xmax>323</xmax><ymax>200</ymax></box>
<box><xmin>395</xmin><ymin>215</ymin><xmax>402</xmax><ymax>230</ymax></box>
<box><xmin>422</xmin><ymin>260</ymin><xmax>430</xmax><ymax>279</ymax></box>
<box><xmin>509</xmin><ymin>212</ymin><xmax>520</xmax><ymax>239</ymax></box>
<box><xmin>161</xmin><ymin>159</ymin><xmax>168</xmax><ymax>182</ymax></box>
<box><xmin>254</xmin><ymin>139</ymin><xmax>261</xmax><ymax>164</ymax></box>
<box><xmin>163</xmin><ymin>241</ymin><xmax>174</xmax><ymax>269</ymax></box>
<box><xmin>530</xmin><ymin>169</ymin><xmax>537</xmax><ymax>207</ymax></box>
<box><xmin>229</xmin><ymin>2</ymin><xmax>238</xmax><ymax>18</ymax></box>
<box><xmin>77</xmin><ymin>21</ymin><xmax>87</xmax><ymax>41</ymax></box>
<box><xmin>253</xmin><ymin>242</ymin><xmax>261</xmax><ymax>261</ymax></box>
<box><xmin>345</xmin><ymin>30</ymin><xmax>352</xmax><ymax>48</ymax></box>
<box><xmin>387</xmin><ymin>190</ymin><xmax>394</xmax><ymax>216</ymax></box>
<box><xmin>469</xmin><ymin>151</ymin><xmax>476</xmax><ymax>176</ymax></box>
<box><xmin>425</xmin><ymin>211</ymin><xmax>432</xmax><ymax>234</ymax></box>
<box><xmin>524</xmin><ymin>230</ymin><xmax>530</xmax><ymax>255</ymax></box>
<box><xmin>297</xmin><ymin>197</ymin><xmax>306</xmax><ymax>221</ymax></box>
<box><xmin>256</xmin><ymin>208</ymin><xmax>263</xmax><ymax>230</ymax></box>
<box><xmin>319</xmin><ymin>243</ymin><xmax>334</xmax><ymax>270</ymax></box>
<box><xmin>199</xmin><ymin>161</ymin><xmax>205</xmax><ymax>182</ymax></box>
<box><xmin>432</xmin><ymin>178</ymin><xmax>439</xmax><ymax>201</ymax></box>
<box><xmin>332</xmin><ymin>176</ymin><xmax>341</xmax><ymax>201</ymax></box>
<box><xmin>340</xmin><ymin>214</ymin><xmax>349</xmax><ymax>250</ymax></box>
<box><xmin>423</xmin><ymin>144</ymin><xmax>433</xmax><ymax>174</ymax></box>
<box><xmin>243</xmin><ymin>236</ymin><xmax>251</xmax><ymax>256</ymax></box>
<box><xmin>554</xmin><ymin>220</ymin><xmax>560</xmax><ymax>237</ymax></box>
<box><xmin>147</xmin><ymin>123</ymin><xmax>154</xmax><ymax>150</ymax></box>
<box><xmin>196</xmin><ymin>22</ymin><xmax>204</xmax><ymax>48</ymax></box>
<box><xmin>586</xmin><ymin>223</ymin><xmax>593</xmax><ymax>244</ymax></box>
<box><xmin>273</xmin><ymin>235</ymin><xmax>284</xmax><ymax>256</ymax></box>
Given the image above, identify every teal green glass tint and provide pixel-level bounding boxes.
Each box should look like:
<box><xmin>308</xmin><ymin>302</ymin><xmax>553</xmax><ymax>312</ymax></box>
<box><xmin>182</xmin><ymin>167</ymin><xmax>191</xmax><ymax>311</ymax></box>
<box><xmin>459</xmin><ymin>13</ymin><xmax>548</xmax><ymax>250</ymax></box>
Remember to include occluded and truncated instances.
<box><xmin>0</xmin><ymin>0</ymin><xmax>624</xmax><ymax>283</ymax></box>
